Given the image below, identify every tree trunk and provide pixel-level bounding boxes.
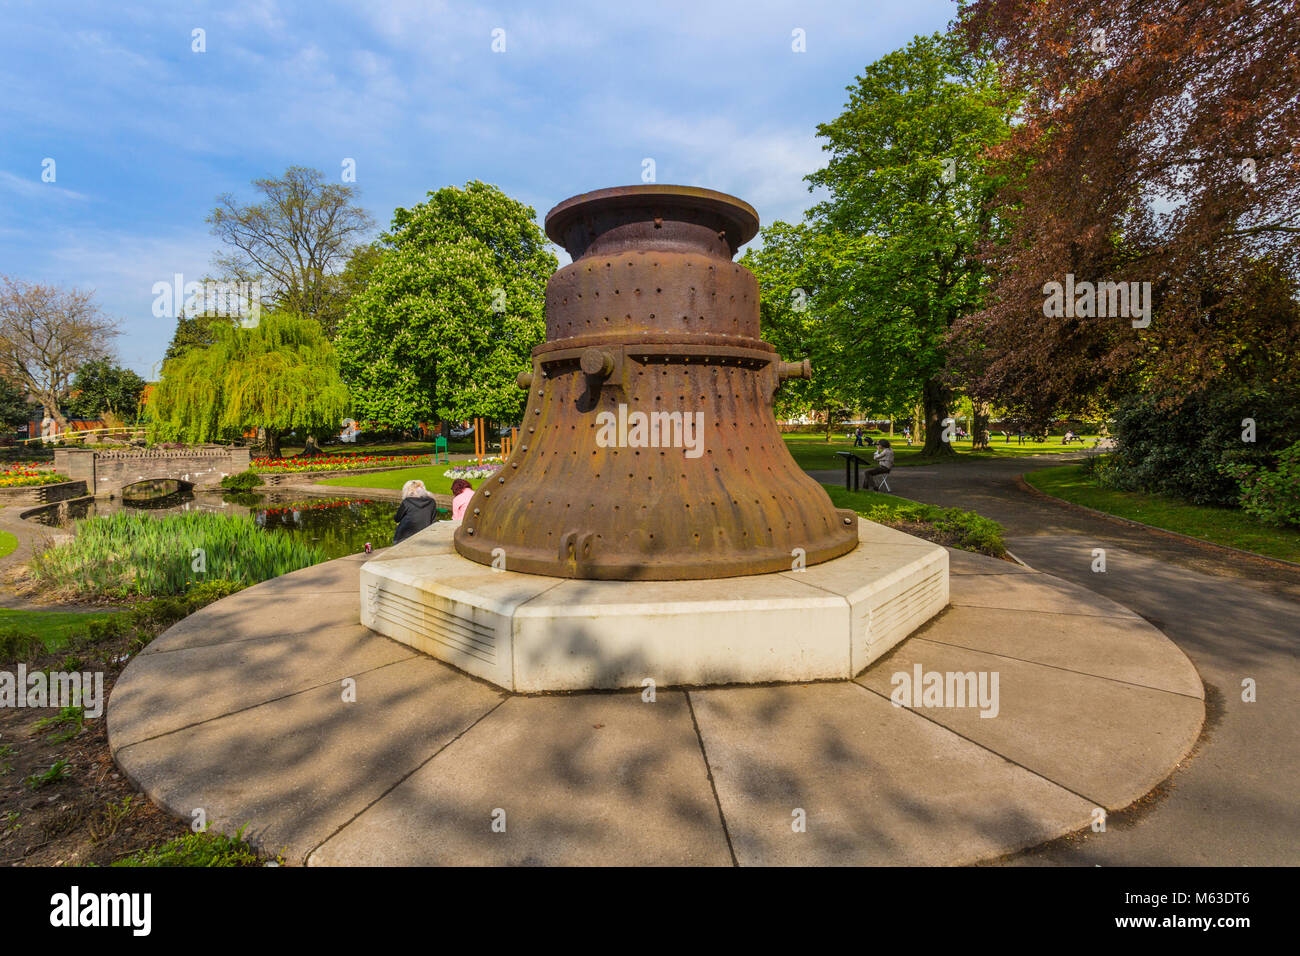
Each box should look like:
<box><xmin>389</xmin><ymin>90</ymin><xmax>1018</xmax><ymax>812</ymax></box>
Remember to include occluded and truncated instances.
<box><xmin>265</xmin><ymin>429</ymin><xmax>282</xmax><ymax>459</ymax></box>
<box><xmin>298</xmin><ymin>435</ymin><xmax>325</xmax><ymax>457</ymax></box>
<box><xmin>921</xmin><ymin>376</ymin><xmax>956</xmax><ymax>457</ymax></box>
<box><xmin>824</xmin><ymin>409</ymin><xmax>833</xmax><ymax>442</ymax></box>
<box><xmin>972</xmin><ymin>401</ymin><xmax>992</xmax><ymax>450</ymax></box>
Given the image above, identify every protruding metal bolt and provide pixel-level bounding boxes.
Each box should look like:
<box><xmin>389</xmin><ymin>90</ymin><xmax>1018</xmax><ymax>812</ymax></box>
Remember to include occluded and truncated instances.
<box><xmin>778</xmin><ymin>358</ymin><xmax>813</xmax><ymax>382</ymax></box>
<box><xmin>580</xmin><ymin>347</ymin><xmax>615</xmax><ymax>379</ymax></box>
<box><xmin>516</xmin><ymin>371</ymin><xmax>534</xmax><ymax>389</ymax></box>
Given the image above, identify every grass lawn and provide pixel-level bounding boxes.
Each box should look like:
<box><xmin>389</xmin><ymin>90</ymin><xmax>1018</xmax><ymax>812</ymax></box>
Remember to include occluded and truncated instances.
<box><xmin>0</xmin><ymin>530</ymin><xmax>17</xmax><ymax>560</ymax></box>
<box><xmin>316</xmin><ymin>465</ymin><xmax>477</xmax><ymax>496</ymax></box>
<box><xmin>1026</xmin><ymin>463</ymin><xmax>1300</xmax><ymax>564</ymax></box>
<box><xmin>0</xmin><ymin>607</ymin><xmax>126</xmax><ymax>653</ymax></box>
<box><xmin>782</xmin><ymin>431</ymin><xmax>1101</xmax><ymax>472</ymax></box>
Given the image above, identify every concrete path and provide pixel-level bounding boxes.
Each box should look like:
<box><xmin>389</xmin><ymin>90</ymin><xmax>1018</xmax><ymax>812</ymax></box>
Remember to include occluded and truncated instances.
<box><xmin>107</xmin><ymin>537</ymin><xmax>1203</xmax><ymax>866</ymax></box>
<box><xmin>815</xmin><ymin>455</ymin><xmax>1299</xmax><ymax>866</ymax></box>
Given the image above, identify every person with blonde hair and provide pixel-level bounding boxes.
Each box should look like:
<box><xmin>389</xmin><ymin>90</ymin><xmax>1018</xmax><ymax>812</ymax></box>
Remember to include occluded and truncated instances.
<box><xmin>393</xmin><ymin>478</ymin><xmax>436</xmax><ymax>544</ymax></box>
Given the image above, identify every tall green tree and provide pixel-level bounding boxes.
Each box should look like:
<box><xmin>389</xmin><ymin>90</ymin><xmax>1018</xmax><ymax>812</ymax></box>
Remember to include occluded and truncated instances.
<box><xmin>335</xmin><ymin>181</ymin><xmax>556</xmax><ymax>429</ymax></box>
<box><xmin>149</xmin><ymin>312</ymin><xmax>350</xmax><ymax>458</ymax></box>
<box><xmin>743</xmin><ymin>222</ymin><xmax>857</xmax><ymax>439</ymax></box>
<box><xmin>773</xmin><ymin>32</ymin><xmax>1017</xmax><ymax>455</ymax></box>
<box><xmin>65</xmin><ymin>359</ymin><xmax>146</xmax><ymax>420</ymax></box>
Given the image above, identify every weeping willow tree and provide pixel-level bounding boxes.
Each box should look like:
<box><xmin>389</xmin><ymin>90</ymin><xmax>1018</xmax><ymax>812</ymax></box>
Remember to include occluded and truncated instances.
<box><xmin>149</xmin><ymin>312</ymin><xmax>350</xmax><ymax>457</ymax></box>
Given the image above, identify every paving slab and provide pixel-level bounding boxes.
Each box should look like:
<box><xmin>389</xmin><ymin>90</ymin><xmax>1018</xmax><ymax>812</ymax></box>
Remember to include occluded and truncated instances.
<box><xmin>690</xmin><ymin>682</ymin><xmax>1094</xmax><ymax>865</ymax></box>
<box><xmin>114</xmin><ymin>656</ymin><xmax>505</xmax><ymax>863</ymax></box>
<box><xmin>109</xmin><ymin>624</ymin><xmax>415</xmax><ymax>748</ymax></box>
<box><xmin>855</xmin><ymin>638</ymin><xmax>1204</xmax><ymax>810</ymax></box>
<box><xmin>948</xmin><ymin>570</ymin><xmax>1141</xmax><ymax>619</ymax></box>
<box><xmin>241</xmin><ymin>551</ymin><xmax>374</xmax><ymax>592</ymax></box>
<box><xmin>309</xmin><ymin>692</ymin><xmax>732</xmax><ymax>866</ymax></box>
<box><xmin>946</xmin><ymin>548</ymin><xmax>1036</xmax><ymax>575</ymax></box>
<box><xmin>912</xmin><ymin>604</ymin><xmax>1203</xmax><ymax>697</ymax></box>
<box><xmin>140</xmin><ymin>583</ymin><xmax>360</xmax><ymax>654</ymax></box>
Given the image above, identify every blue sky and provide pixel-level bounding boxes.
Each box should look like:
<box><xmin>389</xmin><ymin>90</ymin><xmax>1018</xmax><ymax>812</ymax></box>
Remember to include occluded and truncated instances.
<box><xmin>0</xmin><ymin>0</ymin><xmax>957</xmax><ymax>377</ymax></box>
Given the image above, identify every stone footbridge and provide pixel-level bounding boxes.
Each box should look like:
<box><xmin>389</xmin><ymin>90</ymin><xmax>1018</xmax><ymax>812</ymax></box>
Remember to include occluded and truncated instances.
<box><xmin>54</xmin><ymin>447</ymin><xmax>251</xmax><ymax>498</ymax></box>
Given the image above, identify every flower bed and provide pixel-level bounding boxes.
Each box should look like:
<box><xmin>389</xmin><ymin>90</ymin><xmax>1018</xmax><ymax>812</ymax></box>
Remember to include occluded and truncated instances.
<box><xmin>444</xmin><ymin>459</ymin><xmax>503</xmax><ymax>480</ymax></box>
<box><xmin>251</xmin><ymin>454</ymin><xmax>429</xmax><ymax>474</ymax></box>
<box><xmin>0</xmin><ymin>464</ymin><xmax>68</xmax><ymax>487</ymax></box>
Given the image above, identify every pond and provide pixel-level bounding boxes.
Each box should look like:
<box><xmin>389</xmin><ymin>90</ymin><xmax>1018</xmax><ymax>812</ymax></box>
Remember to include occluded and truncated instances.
<box><xmin>25</xmin><ymin>490</ymin><xmax>449</xmax><ymax>561</ymax></box>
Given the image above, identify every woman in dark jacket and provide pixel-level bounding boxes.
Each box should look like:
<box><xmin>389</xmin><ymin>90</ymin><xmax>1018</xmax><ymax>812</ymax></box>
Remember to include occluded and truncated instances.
<box><xmin>393</xmin><ymin>479</ymin><xmax>437</xmax><ymax>544</ymax></box>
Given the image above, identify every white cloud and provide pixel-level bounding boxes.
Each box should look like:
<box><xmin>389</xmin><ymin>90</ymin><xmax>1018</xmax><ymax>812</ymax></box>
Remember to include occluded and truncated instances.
<box><xmin>0</xmin><ymin>170</ymin><xmax>89</xmax><ymax>202</ymax></box>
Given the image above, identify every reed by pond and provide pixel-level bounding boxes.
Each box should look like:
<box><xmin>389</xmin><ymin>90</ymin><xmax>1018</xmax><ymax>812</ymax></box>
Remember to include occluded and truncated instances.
<box><xmin>29</xmin><ymin>511</ymin><xmax>326</xmax><ymax>599</ymax></box>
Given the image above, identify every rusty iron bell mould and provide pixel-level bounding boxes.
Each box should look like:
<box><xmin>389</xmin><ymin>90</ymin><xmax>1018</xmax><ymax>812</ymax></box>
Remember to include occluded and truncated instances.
<box><xmin>453</xmin><ymin>184</ymin><xmax>859</xmax><ymax>580</ymax></box>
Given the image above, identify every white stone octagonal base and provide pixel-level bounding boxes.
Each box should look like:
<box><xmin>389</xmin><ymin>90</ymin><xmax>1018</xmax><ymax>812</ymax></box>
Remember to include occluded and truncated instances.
<box><xmin>359</xmin><ymin>520</ymin><xmax>948</xmax><ymax>692</ymax></box>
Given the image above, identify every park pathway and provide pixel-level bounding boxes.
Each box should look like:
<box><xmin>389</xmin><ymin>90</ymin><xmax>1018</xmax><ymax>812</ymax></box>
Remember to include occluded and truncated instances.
<box><xmin>812</xmin><ymin>455</ymin><xmax>1299</xmax><ymax>866</ymax></box>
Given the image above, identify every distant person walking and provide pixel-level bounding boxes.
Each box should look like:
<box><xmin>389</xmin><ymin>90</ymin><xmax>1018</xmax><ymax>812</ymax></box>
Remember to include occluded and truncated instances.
<box><xmin>902</xmin><ymin>425</ymin><xmax>913</xmax><ymax>446</ymax></box>
<box><xmin>854</xmin><ymin>427</ymin><xmax>865</xmax><ymax>448</ymax></box>
<box><xmin>393</xmin><ymin>479</ymin><xmax>437</xmax><ymax>544</ymax></box>
<box><xmin>450</xmin><ymin>478</ymin><xmax>475</xmax><ymax>523</ymax></box>
<box><xmin>861</xmin><ymin>438</ymin><xmax>894</xmax><ymax>491</ymax></box>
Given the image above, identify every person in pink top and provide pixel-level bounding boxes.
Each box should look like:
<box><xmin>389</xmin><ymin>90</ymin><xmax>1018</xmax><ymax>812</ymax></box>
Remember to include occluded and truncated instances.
<box><xmin>450</xmin><ymin>478</ymin><xmax>475</xmax><ymax>522</ymax></box>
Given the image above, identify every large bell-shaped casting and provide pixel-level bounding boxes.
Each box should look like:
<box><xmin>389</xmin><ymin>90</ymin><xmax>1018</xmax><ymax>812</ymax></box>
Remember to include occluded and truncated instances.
<box><xmin>453</xmin><ymin>184</ymin><xmax>859</xmax><ymax>580</ymax></box>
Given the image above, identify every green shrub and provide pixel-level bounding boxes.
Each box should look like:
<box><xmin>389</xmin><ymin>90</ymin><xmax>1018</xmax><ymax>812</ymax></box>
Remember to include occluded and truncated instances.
<box><xmin>29</xmin><ymin>512</ymin><xmax>324</xmax><ymax>599</ymax></box>
<box><xmin>1108</xmin><ymin>387</ymin><xmax>1300</xmax><ymax>506</ymax></box>
<box><xmin>856</xmin><ymin>499</ymin><xmax>1007</xmax><ymax>557</ymax></box>
<box><xmin>1221</xmin><ymin>439</ymin><xmax>1300</xmax><ymax>528</ymax></box>
<box><xmin>220</xmin><ymin>470</ymin><xmax>263</xmax><ymax>491</ymax></box>
<box><xmin>930</xmin><ymin>508</ymin><xmax>1007</xmax><ymax>556</ymax></box>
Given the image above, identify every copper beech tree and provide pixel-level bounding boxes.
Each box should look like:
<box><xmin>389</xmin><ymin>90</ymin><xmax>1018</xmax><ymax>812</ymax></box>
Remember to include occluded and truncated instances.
<box><xmin>948</xmin><ymin>0</ymin><xmax>1300</xmax><ymax>422</ymax></box>
<box><xmin>0</xmin><ymin>276</ymin><xmax>119</xmax><ymax>430</ymax></box>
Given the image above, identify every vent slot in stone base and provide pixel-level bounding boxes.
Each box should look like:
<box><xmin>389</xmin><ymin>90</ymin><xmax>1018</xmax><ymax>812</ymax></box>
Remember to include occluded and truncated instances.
<box><xmin>369</xmin><ymin>585</ymin><xmax>497</xmax><ymax>664</ymax></box>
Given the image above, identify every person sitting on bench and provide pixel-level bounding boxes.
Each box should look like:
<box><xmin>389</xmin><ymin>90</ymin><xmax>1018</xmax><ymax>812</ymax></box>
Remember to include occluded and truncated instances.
<box><xmin>861</xmin><ymin>438</ymin><xmax>894</xmax><ymax>491</ymax></box>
